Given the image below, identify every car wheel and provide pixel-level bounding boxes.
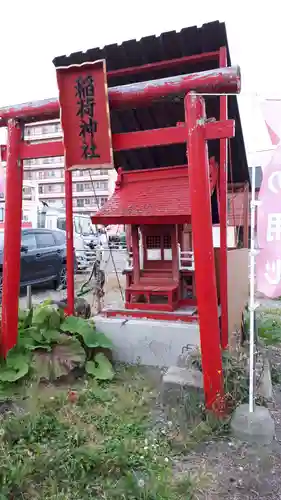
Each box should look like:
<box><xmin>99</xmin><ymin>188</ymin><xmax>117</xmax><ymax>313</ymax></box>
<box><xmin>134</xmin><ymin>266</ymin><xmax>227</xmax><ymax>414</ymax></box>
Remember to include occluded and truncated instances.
<box><xmin>55</xmin><ymin>266</ymin><xmax>67</xmax><ymax>290</ymax></box>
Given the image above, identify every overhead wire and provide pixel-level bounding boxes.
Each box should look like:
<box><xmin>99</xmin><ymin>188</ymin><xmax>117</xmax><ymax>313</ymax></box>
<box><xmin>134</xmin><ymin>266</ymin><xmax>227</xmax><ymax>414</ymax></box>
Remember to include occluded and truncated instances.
<box><xmin>88</xmin><ymin>169</ymin><xmax>124</xmax><ymax>300</ymax></box>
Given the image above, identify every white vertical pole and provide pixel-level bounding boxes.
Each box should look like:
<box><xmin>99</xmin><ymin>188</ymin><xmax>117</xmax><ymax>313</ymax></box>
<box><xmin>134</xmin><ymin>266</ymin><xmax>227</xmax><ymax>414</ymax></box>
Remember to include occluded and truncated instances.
<box><xmin>26</xmin><ymin>285</ymin><xmax>32</xmax><ymax>310</ymax></box>
<box><xmin>249</xmin><ymin>165</ymin><xmax>256</xmax><ymax>413</ymax></box>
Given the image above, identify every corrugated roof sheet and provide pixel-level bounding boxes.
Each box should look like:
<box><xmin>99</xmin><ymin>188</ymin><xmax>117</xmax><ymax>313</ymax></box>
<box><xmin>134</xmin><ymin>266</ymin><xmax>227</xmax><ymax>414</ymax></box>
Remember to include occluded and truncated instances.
<box><xmin>92</xmin><ymin>166</ymin><xmax>191</xmax><ymax>225</ymax></box>
<box><xmin>53</xmin><ymin>21</ymin><xmax>248</xmax><ymax>183</ymax></box>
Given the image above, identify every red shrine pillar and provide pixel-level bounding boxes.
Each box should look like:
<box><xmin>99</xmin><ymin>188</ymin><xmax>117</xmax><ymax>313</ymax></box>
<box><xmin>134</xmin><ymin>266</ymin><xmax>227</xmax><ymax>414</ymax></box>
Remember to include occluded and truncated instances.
<box><xmin>65</xmin><ymin>168</ymin><xmax>75</xmax><ymax>315</ymax></box>
<box><xmin>185</xmin><ymin>92</ymin><xmax>224</xmax><ymax>410</ymax></box>
<box><xmin>1</xmin><ymin>120</ymin><xmax>23</xmax><ymax>356</ymax></box>
<box><xmin>131</xmin><ymin>225</ymin><xmax>140</xmax><ymax>283</ymax></box>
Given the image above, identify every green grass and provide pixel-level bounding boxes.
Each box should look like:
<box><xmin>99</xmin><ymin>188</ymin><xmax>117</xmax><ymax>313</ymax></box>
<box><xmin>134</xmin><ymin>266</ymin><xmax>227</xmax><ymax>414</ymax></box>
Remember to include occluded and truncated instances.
<box><xmin>0</xmin><ymin>366</ymin><xmax>195</xmax><ymax>499</ymax></box>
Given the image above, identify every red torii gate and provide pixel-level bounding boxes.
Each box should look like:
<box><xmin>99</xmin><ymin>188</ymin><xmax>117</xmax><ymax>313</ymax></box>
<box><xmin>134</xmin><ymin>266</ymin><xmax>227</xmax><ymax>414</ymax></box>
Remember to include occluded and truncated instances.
<box><xmin>0</xmin><ymin>56</ymin><xmax>239</xmax><ymax>409</ymax></box>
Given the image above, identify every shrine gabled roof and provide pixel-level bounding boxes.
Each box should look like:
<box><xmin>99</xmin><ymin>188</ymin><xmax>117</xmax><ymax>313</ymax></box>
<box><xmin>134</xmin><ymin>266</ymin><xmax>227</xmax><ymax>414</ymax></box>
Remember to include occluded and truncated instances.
<box><xmin>53</xmin><ymin>20</ymin><xmax>248</xmax><ymax>184</ymax></box>
<box><xmin>91</xmin><ymin>166</ymin><xmax>191</xmax><ymax>225</ymax></box>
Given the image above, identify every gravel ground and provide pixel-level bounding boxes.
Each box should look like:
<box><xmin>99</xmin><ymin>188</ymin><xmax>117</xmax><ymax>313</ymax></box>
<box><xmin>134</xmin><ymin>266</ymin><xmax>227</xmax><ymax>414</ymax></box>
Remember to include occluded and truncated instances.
<box><xmin>178</xmin><ymin>306</ymin><xmax>281</xmax><ymax>499</ymax></box>
<box><xmin>182</xmin><ymin>386</ymin><xmax>281</xmax><ymax>500</ymax></box>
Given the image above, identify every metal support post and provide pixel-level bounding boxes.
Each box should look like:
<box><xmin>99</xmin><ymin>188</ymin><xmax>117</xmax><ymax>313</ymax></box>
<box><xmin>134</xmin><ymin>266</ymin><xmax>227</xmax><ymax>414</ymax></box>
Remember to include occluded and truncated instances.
<box><xmin>219</xmin><ymin>46</ymin><xmax>229</xmax><ymax>349</ymax></box>
<box><xmin>249</xmin><ymin>165</ymin><xmax>257</xmax><ymax>413</ymax></box>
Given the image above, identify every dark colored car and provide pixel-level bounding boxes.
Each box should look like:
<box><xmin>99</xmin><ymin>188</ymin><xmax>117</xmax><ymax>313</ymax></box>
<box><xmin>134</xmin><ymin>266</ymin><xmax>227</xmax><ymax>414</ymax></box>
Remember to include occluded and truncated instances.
<box><xmin>108</xmin><ymin>231</ymin><xmax>127</xmax><ymax>249</ymax></box>
<box><xmin>0</xmin><ymin>228</ymin><xmax>75</xmax><ymax>292</ymax></box>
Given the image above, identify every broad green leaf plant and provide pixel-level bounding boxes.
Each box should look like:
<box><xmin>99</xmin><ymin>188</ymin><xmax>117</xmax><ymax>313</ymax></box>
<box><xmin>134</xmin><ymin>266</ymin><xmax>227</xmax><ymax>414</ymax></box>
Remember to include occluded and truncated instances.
<box><xmin>0</xmin><ymin>300</ymin><xmax>114</xmax><ymax>388</ymax></box>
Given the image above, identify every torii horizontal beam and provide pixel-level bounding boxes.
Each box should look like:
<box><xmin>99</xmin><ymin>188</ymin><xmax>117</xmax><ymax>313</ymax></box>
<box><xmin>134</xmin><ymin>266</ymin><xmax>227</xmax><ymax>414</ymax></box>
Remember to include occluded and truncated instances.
<box><xmin>0</xmin><ymin>65</ymin><xmax>240</xmax><ymax>126</ymax></box>
<box><xmin>0</xmin><ymin>119</ymin><xmax>235</xmax><ymax>161</ymax></box>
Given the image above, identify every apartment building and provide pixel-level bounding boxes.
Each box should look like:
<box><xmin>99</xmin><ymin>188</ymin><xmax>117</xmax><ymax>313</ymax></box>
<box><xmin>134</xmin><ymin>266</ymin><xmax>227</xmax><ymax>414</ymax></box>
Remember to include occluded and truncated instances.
<box><xmin>22</xmin><ymin>120</ymin><xmax>114</xmax><ymax>214</ymax></box>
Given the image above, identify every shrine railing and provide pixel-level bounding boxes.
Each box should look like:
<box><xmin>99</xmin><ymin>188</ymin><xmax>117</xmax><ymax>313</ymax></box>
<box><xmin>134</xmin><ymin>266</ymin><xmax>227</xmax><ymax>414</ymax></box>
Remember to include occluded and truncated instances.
<box><xmin>179</xmin><ymin>249</ymin><xmax>195</xmax><ymax>271</ymax></box>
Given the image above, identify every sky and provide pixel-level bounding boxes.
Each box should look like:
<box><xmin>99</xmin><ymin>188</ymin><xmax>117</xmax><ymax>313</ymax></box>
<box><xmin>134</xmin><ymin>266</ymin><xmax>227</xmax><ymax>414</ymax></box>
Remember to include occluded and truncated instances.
<box><xmin>0</xmin><ymin>0</ymin><xmax>280</xmax><ymax>166</ymax></box>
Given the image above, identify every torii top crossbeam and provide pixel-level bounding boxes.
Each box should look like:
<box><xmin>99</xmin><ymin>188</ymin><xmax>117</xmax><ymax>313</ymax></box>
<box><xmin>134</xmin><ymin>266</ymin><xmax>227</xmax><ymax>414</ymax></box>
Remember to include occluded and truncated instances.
<box><xmin>0</xmin><ymin>65</ymin><xmax>240</xmax><ymax>125</ymax></box>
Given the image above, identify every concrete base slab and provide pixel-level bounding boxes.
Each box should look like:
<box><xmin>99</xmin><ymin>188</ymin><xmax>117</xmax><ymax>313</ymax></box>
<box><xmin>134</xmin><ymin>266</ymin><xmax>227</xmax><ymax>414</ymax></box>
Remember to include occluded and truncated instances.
<box><xmin>231</xmin><ymin>403</ymin><xmax>275</xmax><ymax>445</ymax></box>
<box><xmin>162</xmin><ymin>365</ymin><xmax>204</xmax><ymax>406</ymax></box>
<box><xmin>95</xmin><ymin>316</ymin><xmax>200</xmax><ymax>367</ymax></box>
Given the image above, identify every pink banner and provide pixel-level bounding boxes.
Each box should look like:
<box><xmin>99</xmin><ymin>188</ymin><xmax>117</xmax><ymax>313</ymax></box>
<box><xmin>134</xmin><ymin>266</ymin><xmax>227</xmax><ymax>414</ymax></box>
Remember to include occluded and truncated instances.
<box><xmin>261</xmin><ymin>100</ymin><xmax>281</xmax><ymax>146</ymax></box>
<box><xmin>256</xmin><ymin>143</ymin><xmax>281</xmax><ymax>297</ymax></box>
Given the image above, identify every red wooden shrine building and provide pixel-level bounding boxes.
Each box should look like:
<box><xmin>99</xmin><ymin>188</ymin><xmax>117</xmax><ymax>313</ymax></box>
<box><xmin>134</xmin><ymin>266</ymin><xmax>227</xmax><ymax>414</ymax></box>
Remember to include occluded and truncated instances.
<box><xmin>0</xmin><ymin>21</ymin><xmax>249</xmax><ymax>410</ymax></box>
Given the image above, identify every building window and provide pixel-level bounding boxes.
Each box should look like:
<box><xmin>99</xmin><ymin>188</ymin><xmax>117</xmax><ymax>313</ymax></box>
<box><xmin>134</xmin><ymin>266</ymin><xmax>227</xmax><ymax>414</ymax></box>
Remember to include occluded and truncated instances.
<box><xmin>24</xmin><ymin>159</ymin><xmax>34</xmax><ymax>166</ymax></box>
<box><xmin>76</xmin><ymin>183</ymin><xmax>84</xmax><ymax>192</ymax></box>
<box><xmin>84</xmin><ymin>198</ymin><xmax>91</xmax><ymax>205</ymax></box>
<box><xmin>39</xmin><ymin>185</ymin><xmax>43</xmax><ymax>194</ymax></box>
<box><xmin>77</xmin><ymin>199</ymin><xmax>84</xmax><ymax>207</ymax></box>
<box><xmin>23</xmin><ymin>171</ymin><xmax>32</xmax><ymax>180</ymax></box>
<box><xmin>84</xmin><ymin>183</ymin><xmax>91</xmax><ymax>190</ymax></box>
<box><xmin>39</xmin><ymin>171</ymin><xmax>44</xmax><ymax>179</ymax></box>
<box><xmin>99</xmin><ymin>197</ymin><xmax>108</xmax><ymax>206</ymax></box>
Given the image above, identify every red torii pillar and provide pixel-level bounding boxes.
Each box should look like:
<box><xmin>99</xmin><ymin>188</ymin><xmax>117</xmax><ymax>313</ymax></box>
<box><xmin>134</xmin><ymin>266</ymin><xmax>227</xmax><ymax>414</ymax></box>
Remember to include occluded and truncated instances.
<box><xmin>1</xmin><ymin>120</ymin><xmax>23</xmax><ymax>356</ymax></box>
<box><xmin>185</xmin><ymin>93</ymin><xmax>224</xmax><ymax>408</ymax></box>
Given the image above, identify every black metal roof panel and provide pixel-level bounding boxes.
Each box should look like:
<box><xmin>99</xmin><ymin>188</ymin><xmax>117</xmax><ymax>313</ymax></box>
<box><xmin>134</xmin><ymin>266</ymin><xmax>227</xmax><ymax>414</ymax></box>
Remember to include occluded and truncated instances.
<box><xmin>53</xmin><ymin>21</ymin><xmax>248</xmax><ymax>183</ymax></box>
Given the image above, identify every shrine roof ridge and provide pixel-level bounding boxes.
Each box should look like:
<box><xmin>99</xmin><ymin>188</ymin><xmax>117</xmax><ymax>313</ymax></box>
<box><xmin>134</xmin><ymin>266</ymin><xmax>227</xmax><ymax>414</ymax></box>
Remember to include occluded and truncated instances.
<box><xmin>118</xmin><ymin>164</ymin><xmax>189</xmax><ymax>183</ymax></box>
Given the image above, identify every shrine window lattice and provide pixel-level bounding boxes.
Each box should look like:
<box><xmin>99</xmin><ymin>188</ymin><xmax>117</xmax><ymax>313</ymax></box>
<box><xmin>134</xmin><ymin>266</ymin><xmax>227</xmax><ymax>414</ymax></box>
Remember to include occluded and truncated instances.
<box><xmin>146</xmin><ymin>235</ymin><xmax>171</xmax><ymax>249</ymax></box>
<box><xmin>163</xmin><ymin>235</ymin><xmax>171</xmax><ymax>249</ymax></box>
<box><xmin>146</xmin><ymin>236</ymin><xmax>161</xmax><ymax>249</ymax></box>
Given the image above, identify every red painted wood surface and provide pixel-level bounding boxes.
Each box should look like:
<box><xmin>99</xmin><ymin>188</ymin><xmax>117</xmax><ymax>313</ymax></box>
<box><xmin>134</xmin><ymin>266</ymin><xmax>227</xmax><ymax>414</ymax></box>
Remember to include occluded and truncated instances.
<box><xmin>1</xmin><ymin>120</ymin><xmax>23</xmax><ymax>356</ymax></box>
<box><xmin>56</xmin><ymin>60</ymin><xmax>113</xmax><ymax>170</ymax></box>
<box><xmin>0</xmin><ymin>65</ymin><xmax>240</xmax><ymax>125</ymax></box>
<box><xmin>185</xmin><ymin>92</ymin><xmax>224</xmax><ymax>410</ymax></box>
<box><xmin>65</xmin><ymin>169</ymin><xmax>75</xmax><ymax>316</ymax></box>
<box><xmin>227</xmin><ymin>187</ymin><xmax>252</xmax><ymax>227</ymax></box>
<box><xmin>92</xmin><ymin>166</ymin><xmax>192</xmax><ymax>225</ymax></box>
<box><xmin>107</xmin><ymin>51</ymin><xmax>220</xmax><ymax>79</ymax></box>
<box><xmin>0</xmin><ymin>119</ymin><xmax>234</xmax><ymax>163</ymax></box>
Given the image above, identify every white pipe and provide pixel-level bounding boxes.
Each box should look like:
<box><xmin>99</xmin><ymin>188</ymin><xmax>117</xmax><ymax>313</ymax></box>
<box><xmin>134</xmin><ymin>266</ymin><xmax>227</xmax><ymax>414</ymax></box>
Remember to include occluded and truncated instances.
<box><xmin>249</xmin><ymin>164</ymin><xmax>256</xmax><ymax>413</ymax></box>
<box><xmin>26</xmin><ymin>285</ymin><xmax>32</xmax><ymax>310</ymax></box>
